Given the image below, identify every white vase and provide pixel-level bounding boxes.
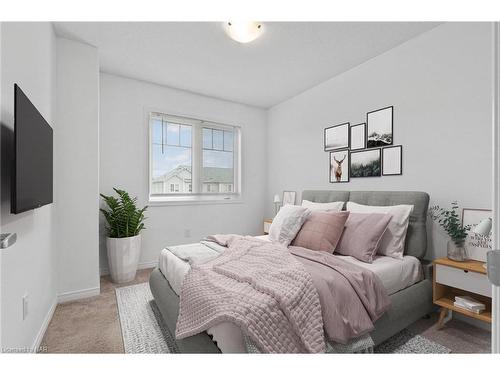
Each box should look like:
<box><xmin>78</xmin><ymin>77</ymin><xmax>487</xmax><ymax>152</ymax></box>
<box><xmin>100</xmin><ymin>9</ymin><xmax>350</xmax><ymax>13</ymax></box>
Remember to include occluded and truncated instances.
<box><xmin>106</xmin><ymin>234</ymin><xmax>142</xmax><ymax>283</ymax></box>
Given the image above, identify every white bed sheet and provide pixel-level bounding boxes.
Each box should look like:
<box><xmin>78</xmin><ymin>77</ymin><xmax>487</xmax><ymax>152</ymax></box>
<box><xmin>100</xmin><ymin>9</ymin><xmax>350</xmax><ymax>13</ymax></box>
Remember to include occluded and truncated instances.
<box><xmin>157</xmin><ymin>235</ymin><xmax>423</xmax><ymax>353</ymax></box>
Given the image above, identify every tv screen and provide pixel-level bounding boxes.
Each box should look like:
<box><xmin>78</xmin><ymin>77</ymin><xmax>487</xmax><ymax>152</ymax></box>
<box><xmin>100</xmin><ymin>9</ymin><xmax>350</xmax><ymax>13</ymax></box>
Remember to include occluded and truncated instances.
<box><xmin>12</xmin><ymin>84</ymin><xmax>53</xmax><ymax>214</ymax></box>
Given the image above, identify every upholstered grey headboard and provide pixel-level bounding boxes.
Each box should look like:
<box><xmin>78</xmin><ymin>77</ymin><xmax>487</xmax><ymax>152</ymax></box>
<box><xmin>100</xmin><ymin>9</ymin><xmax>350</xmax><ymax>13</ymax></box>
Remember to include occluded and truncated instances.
<box><xmin>301</xmin><ymin>190</ymin><xmax>430</xmax><ymax>259</ymax></box>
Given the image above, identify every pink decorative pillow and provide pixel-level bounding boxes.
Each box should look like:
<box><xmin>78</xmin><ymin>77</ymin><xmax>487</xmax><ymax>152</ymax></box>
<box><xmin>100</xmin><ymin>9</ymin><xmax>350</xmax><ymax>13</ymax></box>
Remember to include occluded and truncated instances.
<box><xmin>335</xmin><ymin>212</ymin><xmax>392</xmax><ymax>263</ymax></box>
<box><xmin>291</xmin><ymin>211</ymin><xmax>349</xmax><ymax>253</ymax></box>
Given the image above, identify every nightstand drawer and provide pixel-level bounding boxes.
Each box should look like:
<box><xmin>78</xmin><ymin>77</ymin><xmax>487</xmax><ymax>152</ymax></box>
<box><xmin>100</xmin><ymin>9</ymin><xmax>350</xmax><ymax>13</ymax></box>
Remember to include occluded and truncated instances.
<box><xmin>435</xmin><ymin>264</ymin><xmax>491</xmax><ymax>297</ymax></box>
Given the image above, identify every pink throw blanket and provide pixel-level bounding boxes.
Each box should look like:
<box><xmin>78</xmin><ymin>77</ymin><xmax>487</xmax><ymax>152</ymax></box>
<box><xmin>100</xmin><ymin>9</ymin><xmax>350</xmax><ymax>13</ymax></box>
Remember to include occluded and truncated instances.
<box><xmin>175</xmin><ymin>235</ymin><xmax>391</xmax><ymax>352</ymax></box>
<box><xmin>175</xmin><ymin>235</ymin><xmax>326</xmax><ymax>353</ymax></box>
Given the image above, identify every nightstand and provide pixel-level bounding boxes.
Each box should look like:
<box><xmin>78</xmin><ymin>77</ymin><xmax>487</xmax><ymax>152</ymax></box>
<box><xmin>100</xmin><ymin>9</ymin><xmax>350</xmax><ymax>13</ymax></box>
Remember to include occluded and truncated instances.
<box><xmin>433</xmin><ymin>257</ymin><xmax>492</xmax><ymax>329</ymax></box>
<box><xmin>263</xmin><ymin>219</ymin><xmax>273</xmax><ymax>234</ymax></box>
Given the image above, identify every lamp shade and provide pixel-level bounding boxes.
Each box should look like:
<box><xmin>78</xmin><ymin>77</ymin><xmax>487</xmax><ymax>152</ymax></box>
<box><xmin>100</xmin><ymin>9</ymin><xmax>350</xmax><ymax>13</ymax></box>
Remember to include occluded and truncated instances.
<box><xmin>473</xmin><ymin>218</ymin><xmax>492</xmax><ymax>236</ymax></box>
<box><xmin>273</xmin><ymin>194</ymin><xmax>281</xmax><ymax>203</ymax></box>
<box><xmin>224</xmin><ymin>22</ymin><xmax>263</xmax><ymax>44</ymax></box>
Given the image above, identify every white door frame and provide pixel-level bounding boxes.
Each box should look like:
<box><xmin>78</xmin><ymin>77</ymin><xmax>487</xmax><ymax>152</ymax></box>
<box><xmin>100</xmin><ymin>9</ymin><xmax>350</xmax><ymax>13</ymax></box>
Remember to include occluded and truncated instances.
<box><xmin>0</xmin><ymin>21</ymin><xmax>3</xmax><ymax>351</ymax></box>
<box><xmin>492</xmin><ymin>21</ymin><xmax>500</xmax><ymax>354</ymax></box>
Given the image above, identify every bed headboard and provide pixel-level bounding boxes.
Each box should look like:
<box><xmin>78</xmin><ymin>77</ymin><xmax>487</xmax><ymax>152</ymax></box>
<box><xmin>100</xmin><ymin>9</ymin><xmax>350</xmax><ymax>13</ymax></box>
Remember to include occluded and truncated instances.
<box><xmin>301</xmin><ymin>190</ymin><xmax>430</xmax><ymax>259</ymax></box>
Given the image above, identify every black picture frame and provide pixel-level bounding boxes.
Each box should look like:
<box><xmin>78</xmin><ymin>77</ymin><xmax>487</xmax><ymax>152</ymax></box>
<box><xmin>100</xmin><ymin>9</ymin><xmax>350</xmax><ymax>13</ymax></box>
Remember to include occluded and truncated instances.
<box><xmin>329</xmin><ymin>149</ymin><xmax>350</xmax><ymax>183</ymax></box>
<box><xmin>349</xmin><ymin>148</ymin><xmax>381</xmax><ymax>178</ymax></box>
<box><xmin>350</xmin><ymin>122</ymin><xmax>366</xmax><ymax>150</ymax></box>
<box><xmin>366</xmin><ymin>106</ymin><xmax>393</xmax><ymax>148</ymax></box>
<box><xmin>324</xmin><ymin>122</ymin><xmax>350</xmax><ymax>151</ymax></box>
<box><xmin>382</xmin><ymin>145</ymin><xmax>403</xmax><ymax>176</ymax></box>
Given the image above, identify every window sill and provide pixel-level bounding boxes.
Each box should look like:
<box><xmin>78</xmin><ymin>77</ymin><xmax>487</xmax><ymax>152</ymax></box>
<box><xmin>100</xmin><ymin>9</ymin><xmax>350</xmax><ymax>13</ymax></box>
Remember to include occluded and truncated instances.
<box><xmin>148</xmin><ymin>195</ymin><xmax>243</xmax><ymax>206</ymax></box>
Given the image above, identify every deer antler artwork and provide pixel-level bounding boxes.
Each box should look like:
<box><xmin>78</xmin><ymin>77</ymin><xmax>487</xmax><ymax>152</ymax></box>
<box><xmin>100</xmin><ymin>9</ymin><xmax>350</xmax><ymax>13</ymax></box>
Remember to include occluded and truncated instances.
<box><xmin>333</xmin><ymin>154</ymin><xmax>346</xmax><ymax>182</ymax></box>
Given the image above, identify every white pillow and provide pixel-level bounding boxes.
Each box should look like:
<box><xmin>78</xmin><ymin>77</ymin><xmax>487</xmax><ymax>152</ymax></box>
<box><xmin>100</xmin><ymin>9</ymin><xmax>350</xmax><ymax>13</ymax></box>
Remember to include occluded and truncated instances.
<box><xmin>301</xmin><ymin>200</ymin><xmax>344</xmax><ymax>212</ymax></box>
<box><xmin>346</xmin><ymin>201</ymin><xmax>414</xmax><ymax>259</ymax></box>
<box><xmin>269</xmin><ymin>205</ymin><xmax>311</xmax><ymax>246</ymax></box>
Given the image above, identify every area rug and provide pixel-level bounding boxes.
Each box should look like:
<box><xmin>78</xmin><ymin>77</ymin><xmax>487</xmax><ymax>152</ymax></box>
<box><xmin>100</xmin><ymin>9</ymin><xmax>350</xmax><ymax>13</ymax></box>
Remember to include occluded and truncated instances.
<box><xmin>115</xmin><ymin>282</ymin><xmax>179</xmax><ymax>353</ymax></box>
<box><xmin>116</xmin><ymin>282</ymin><xmax>451</xmax><ymax>354</ymax></box>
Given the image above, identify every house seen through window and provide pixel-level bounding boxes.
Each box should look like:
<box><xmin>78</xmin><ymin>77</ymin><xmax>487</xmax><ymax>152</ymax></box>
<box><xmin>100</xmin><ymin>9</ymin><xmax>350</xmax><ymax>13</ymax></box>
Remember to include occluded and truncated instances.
<box><xmin>150</xmin><ymin>112</ymin><xmax>240</xmax><ymax>201</ymax></box>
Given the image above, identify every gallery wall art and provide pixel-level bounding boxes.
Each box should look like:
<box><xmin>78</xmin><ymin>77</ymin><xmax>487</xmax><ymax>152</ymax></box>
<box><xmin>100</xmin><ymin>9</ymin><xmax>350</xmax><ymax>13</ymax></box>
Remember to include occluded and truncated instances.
<box><xmin>324</xmin><ymin>122</ymin><xmax>350</xmax><ymax>151</ymax></box>
<box><xmin>324</xmin><ymin>106</ymin><xmax>403</xmax><ymax>183</ymax></box>
<box><xmin>329</xmin><ymin>149</ymin><xmax>349</xmax><ymax>183</ymax></box>
<box><xmin>350</xmin><ymin>149</ymin><xmax>381</xmax><ymax>178</ymax></box>
<box><xmin>350</xmin><ymin>123</ymin><xmax>366</xmax><ymax>150</ymax></box>
<box><xmin>367</xmin><ymin>106</ymin><xmax>393</xmax><ymax>148</ymax></box>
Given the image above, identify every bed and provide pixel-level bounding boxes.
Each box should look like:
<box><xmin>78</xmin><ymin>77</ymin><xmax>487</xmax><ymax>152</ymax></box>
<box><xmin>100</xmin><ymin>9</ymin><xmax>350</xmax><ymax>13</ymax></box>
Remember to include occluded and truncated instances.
<box><xmin>149</xmin><ymin>190</ymin><xmax>434</xmax><ymax>353</ymax></box>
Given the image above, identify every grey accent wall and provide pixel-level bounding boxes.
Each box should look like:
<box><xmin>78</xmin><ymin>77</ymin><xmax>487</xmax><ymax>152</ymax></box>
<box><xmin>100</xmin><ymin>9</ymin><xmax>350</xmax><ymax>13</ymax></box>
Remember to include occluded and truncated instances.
<box><xmin>267</xmin><ymin>23</ymin><xmax>493</xmax><ymax>260</ymax></box>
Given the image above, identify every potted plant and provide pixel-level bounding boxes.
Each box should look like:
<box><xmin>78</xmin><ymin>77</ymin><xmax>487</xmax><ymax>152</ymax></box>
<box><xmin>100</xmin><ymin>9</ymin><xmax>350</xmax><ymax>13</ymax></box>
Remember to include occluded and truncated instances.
<box><xmin>100</xmin><ymin>188</ymin><xmax>147</xmax><ymax>283</ymax></box>
<box><xmin>429</xmin><ymin>201</ymin><xmax>471</xmax><ymax>262</ymax></box>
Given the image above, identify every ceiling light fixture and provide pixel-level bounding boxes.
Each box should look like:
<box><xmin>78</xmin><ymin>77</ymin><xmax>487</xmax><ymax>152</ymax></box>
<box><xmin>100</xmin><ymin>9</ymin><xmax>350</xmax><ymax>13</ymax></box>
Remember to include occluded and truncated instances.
<box><xmin>224</xmin><ymin>22</ymin><xmax>263</xmax><ymax>44</ymax></box>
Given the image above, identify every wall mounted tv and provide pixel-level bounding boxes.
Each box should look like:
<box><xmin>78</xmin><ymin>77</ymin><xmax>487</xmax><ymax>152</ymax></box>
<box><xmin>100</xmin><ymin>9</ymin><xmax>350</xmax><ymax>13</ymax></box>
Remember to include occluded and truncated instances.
<box><xmin>11</xmin><ymin>84</ymin><xmax>53</xmax><ymax>214</ymax></box>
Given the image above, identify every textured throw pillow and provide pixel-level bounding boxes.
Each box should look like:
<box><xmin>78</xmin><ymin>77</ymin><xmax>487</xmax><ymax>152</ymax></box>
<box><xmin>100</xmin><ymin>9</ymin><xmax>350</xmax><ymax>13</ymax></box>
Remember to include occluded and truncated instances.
<box><xmin>346</xmin><ymin>202</ymin><xmax>414</xmax><ymax>259</ymax></box>
<box><xmin>269</xmin><ymin>205</ymin><xmax>311</xmax><ymax>246</ymax></box>
<box><xmin>335</xmin><ymin>212</ymin><xmax>392</xmax><ymax>263</ymax></box>
<box><xmin>301</xmin><ymin>200</ymin><xmax>344</xmax><ymax>212</ymax></box>
<box><xmin>292</xmin><ymin>211</ymin><xmax>349</xmax><ymax>253</ymax></box>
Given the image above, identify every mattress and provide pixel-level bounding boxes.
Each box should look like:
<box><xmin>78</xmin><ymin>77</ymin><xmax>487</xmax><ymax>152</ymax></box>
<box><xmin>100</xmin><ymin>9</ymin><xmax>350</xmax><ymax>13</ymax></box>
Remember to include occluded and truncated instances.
<box><xmin>159</xmin><ymin>235</ymin><xmax>423</xmax><ymax>296</ymax></box>
<box><xmin>157</xmin><ymin>236</ymin><xmax>423</xmax><ymax>353</ymax></box>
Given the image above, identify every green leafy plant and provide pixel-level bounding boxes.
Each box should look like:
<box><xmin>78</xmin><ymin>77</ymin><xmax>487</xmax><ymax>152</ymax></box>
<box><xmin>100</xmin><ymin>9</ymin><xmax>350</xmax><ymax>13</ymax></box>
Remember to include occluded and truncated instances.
<box><xmin>429</xmin><ymin>201</ymin><xmax>470</xmax><ymax>244</ymax></box>
<box><xmin>100</xmin><ymin>188</ymin><xmax>147</xmax><ymax>238</ymax></box>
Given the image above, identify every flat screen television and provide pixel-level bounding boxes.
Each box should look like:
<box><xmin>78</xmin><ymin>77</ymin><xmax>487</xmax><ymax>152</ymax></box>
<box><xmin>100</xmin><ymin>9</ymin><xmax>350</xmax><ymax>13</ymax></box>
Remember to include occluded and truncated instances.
<box><xmin>11</xmin><ymin>84</ymin><xmax>53</xmax><ymax>214</ymax></box>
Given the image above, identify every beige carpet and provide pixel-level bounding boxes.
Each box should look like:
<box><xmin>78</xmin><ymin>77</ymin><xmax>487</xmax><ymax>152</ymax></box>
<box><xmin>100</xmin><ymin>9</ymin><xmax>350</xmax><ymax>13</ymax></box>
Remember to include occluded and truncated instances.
<box><xmin>41</xmin><ymin>269</ymin><xmax>151</xmax><ymax>353</ymax></box>
<box><xmin>41</xmin><ymin>268</ymin><xmax>491</xmax><ymax>354</ymax></box>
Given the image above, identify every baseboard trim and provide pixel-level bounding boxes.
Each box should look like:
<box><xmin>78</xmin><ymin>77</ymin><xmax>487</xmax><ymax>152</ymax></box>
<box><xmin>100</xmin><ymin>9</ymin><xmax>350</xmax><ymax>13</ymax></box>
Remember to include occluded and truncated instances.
<box><xmin>100</xmin><ymin>260</ymin><xmax>158</xmax><ymax>276</ymax></box>
<box><xmin>32</xmin><ymin>297</ymin><xmax>57</xmax><ymax>352</ymax></box>
<box><xmin>57</xmin><ymin>286</ymin><xmax>100</xmax><ymax>304</ymax></box>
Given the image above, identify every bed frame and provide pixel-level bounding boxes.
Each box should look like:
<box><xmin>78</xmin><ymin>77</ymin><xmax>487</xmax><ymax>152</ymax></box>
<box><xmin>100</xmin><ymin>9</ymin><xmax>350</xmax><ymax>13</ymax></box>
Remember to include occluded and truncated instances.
<box><xmin>149</xmin><ymin>190</ymin><xmax>434</xmax><ymax>353</ymax></box>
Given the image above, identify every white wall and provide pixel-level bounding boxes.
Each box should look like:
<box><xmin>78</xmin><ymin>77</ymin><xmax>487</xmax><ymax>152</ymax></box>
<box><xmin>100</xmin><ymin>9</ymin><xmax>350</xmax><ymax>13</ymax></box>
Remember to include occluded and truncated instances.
<box><xmin>0</xmin><ymin>22</ymin><xmax>57</xmax><ymax>350</ymax></box>
<box><xmin>267</xmin><ymin>23</ymin><xmax>492</xmax><ymax>260</ymax></box>
<box><xmin>99</xmin><ymin>73</ymin><xmax>267</xmax><ymax>272</ymax></box>
<box><xmin>55</xmin><ymin>38</ymin><xmax>100</xmax><ymax>300</ymax></box>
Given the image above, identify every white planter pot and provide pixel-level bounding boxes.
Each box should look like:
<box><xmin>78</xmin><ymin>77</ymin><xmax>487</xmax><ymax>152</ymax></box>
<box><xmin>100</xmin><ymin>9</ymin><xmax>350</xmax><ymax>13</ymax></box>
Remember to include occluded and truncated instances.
<box><xmin>106</xmin><ymin>234</ymin><xmax>142</xmax><ymax>283</ymax></box>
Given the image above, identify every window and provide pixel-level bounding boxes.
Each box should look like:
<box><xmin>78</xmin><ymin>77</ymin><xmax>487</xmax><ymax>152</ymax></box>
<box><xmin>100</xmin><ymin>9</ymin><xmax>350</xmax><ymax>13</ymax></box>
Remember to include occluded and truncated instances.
<box><xmin>149</xmin><ymin>112</ymin><xmax>240</xmax><ymax>202</ymax></box>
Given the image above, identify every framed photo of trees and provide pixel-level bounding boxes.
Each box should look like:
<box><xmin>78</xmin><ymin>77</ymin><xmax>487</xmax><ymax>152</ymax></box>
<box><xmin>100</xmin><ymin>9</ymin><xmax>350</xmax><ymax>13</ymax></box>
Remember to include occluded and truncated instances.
<box><xmin>349</xmin><ymin>149</ymin><xmax>381</xmax><ymax>178</ymax></box>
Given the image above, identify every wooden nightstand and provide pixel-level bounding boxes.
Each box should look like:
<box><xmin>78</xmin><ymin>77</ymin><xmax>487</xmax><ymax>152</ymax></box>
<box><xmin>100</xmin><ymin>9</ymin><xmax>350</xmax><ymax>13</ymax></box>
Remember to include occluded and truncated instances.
<box><xmin>263</xmin><ymin>219</ymin><xmax>273</xmax><ymax>234</ymax></box>
<box><xmin>433</xmin><ymin>257</ymin><xmax>492</xmax><ymax>329</ymax></box>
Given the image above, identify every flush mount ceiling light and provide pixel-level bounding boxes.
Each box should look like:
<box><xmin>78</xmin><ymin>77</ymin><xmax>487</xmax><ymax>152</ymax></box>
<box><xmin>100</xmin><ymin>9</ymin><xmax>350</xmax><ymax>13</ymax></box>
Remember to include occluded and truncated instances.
<box><xmin>224</xmin><ymin>22</ymin><xmax>263</xmax><ymax>44</ymax></box>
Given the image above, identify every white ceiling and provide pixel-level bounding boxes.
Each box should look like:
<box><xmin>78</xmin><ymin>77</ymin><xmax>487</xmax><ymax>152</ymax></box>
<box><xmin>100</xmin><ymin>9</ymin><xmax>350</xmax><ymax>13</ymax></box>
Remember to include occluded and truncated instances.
<box><xmin>53</xmin><ymin>22</ymin><xmax>440</xmax><ymax>108</ymax></box>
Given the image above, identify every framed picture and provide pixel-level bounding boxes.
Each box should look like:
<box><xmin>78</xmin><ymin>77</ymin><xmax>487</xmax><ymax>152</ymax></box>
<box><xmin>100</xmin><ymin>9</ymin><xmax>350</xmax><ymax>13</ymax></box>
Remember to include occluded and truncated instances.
<box><xmin>324</xmin><ymin>122</ymin><xmax>350</xmax><ymax>151</ymax></box>
<box><xmin>462</xmin><ymin>208</ymin><xmax>492</xmax><ymax>262</ymax></box>
<box><xmin>350</xmin><ymin>123</ymin><xmax>366</xmax><ymax>150</ymax></box>
<box><xmin>350</xmin><ymin>148</ymin><xmax>381</xmax><ymax>178</ymax></box>
<box><xmin>367</xmin><ymin>106</ymin><xmax>393</xmax><ymax>148</ymax></box>
<box><xmin>282</xmin><ymin>191</ymin><xmax>296</xmax><ymax>206</ymax></box>
<box><xmin>382</xmin><ymin>145</ymin><xmax>402</xmax><ymax>176</ymax></box>
<box><xmin>329</xmin><ymin>150</ymin><xmax>349</xmax><ymax>183</ymax></box>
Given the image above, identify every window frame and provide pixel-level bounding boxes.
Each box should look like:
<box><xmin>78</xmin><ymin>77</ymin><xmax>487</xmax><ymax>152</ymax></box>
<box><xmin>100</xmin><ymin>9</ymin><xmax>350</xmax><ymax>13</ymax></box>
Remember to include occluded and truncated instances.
<box><xmin>148</xmin><ymin>111</ymin><xmax>241</xmax><ymax>204</ymax></box>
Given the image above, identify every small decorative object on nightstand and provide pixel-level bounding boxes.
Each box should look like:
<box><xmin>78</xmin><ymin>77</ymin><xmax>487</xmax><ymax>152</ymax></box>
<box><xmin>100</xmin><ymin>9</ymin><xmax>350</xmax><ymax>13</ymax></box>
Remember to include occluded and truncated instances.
<box><xmin>433</xmin><ymin>257</ymin><xmax>492</xmax><ymax>329</ymax></box>
<box><xmin>282</xmin><ymin>191</ymin><xmax>296</xmax><ymax>206</ymax></box>
<box><xmin>263</xmin><ymin>219</ymin><xmax>273</xmax><ymax>234</ymax></box>
<box><xmin>429</xmin><ymin>202</ymin><xmax>471</xmax><ymax>262</ymax></box>
<box><xmin>273</xmin><ymin>194</ymin><xmax>281</xmax><ymax>216</ymax></box>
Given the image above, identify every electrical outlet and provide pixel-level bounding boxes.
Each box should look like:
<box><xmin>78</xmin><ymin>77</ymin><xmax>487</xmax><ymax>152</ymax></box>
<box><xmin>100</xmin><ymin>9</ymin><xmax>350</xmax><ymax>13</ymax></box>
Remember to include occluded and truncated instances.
<box><xmin>22</xmin><ymin>294</ymin><xmax>28</xmax><ymax>320</ymax></box>
<box><xmin>184</xmin><ymin>229</ymin><xmax>191</xmax><ymax>238</ymax></box>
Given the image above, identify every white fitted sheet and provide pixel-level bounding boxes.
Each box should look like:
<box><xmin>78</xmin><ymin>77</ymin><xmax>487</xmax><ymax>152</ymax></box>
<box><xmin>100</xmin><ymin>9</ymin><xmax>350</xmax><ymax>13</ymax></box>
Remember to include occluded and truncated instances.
<box><xmin>158</xmin><ymin>235</ymin><xmax>423</xmax><ymax>353</ymax></box>
<box><xmin>158</xmin><ymin>235</ymin><xmax>422</xmax><ymax>296</ymax></box>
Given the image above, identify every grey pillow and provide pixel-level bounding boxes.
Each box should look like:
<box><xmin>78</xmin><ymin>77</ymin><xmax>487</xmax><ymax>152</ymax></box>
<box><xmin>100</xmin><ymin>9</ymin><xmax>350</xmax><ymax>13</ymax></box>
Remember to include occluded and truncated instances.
<box><xmin>335</xmin><ymin>212</ymin><xmax>392</xmax><ymax>263</ymax></box>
